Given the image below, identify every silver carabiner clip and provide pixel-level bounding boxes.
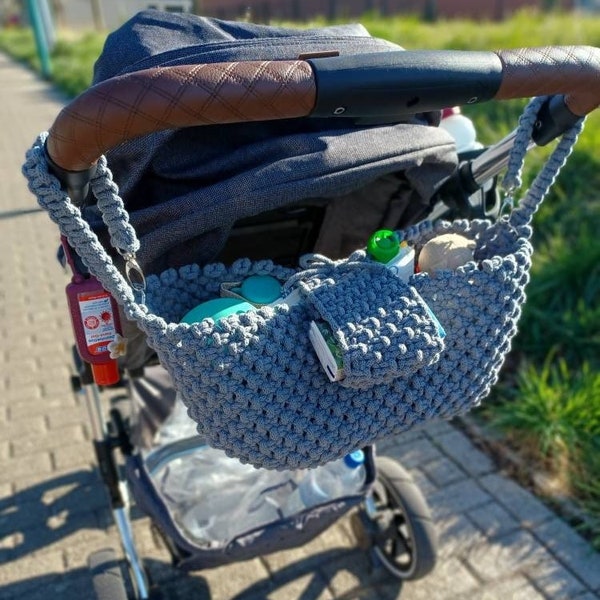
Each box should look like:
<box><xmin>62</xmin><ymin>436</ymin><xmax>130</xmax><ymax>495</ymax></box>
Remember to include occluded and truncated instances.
<box><xmin>123</xmin><ymin>253</ymin><xmax>146</xmax><ymax>302</ymax></box>
<box><xmin>499</xmin><ymin>183</ymin><xmax>516</xmax><ymax>219</ymax></box>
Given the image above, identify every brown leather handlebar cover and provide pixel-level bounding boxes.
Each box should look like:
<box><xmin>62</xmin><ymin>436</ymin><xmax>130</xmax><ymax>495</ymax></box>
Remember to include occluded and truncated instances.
<box><xmin>46</xmin><ymin>60</ymin><xmax>316</xmax><ymax>172</ymax></box>
<box><xmin>495</xmin><ymin>46</ymin><xmax>600</xmax><ymax>116</ymax></box>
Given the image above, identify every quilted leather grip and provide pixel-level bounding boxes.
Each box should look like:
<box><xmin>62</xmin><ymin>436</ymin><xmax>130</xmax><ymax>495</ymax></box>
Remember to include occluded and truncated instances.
<box><xmin>495</xmin><ymin>46</ymin><xmax>600</xmax><ymax>116</ymax></box>
<box><xmin>46</xmin><ymin>60</ymin><xmax>316</xmax><ymax>171</ymax></box>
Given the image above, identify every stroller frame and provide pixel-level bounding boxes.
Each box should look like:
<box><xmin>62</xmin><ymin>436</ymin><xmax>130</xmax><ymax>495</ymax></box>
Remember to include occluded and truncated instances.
<box><xmin>77</xmin><ymin>363</ymin><xmax>437</xmax><ymax>599</ymax></box>
<box><xmin>27</xmin><ymin>14</ymin><xmax>599</xmax><ymax>597</ymax></box>
<box><xmin>72</xmin><ymin>125</ymin><xmax>534</xmax><ymax>600</ymax></box>
<box><xmin>80</xmin><ymin>378</ymin><xmax>151</xmax><ymax>599</ymax></box>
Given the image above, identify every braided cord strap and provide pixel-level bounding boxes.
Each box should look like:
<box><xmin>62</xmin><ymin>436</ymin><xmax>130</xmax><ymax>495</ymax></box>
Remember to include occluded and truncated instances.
<box><xmin>92</xmin><ymin>154</ymin><xmax>140</xmax><ymax>257</ymax></box>
<box><xmin>504</xmin><ymin>96</ymin><xmax>584</xmax><ymax>230</ymax></box>
<box><xmin>22</xmin><ymin>133</ymin><xmax>152</xmax><ymax>327</ymax></box>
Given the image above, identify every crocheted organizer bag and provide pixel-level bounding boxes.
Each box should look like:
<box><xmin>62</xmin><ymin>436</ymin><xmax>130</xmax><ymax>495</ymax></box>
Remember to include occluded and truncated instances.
<box><xmin>23</xmin><ymin>97</ymin><xmax>583</xmax><ymax>470</ymax></box>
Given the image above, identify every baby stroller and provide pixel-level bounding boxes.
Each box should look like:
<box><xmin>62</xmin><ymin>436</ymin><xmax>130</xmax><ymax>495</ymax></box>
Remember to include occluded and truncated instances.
<box><xmin>23</xmin><ymin>10</ymin><xmax>597</xmax><ymax>600</ymax></box>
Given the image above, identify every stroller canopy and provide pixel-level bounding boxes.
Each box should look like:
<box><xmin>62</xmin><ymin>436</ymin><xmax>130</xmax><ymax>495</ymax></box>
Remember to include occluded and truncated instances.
<box><xmin>90</xmin><ymin>10</ymin><xmax>457</xmax><ymax>272</ymax></box>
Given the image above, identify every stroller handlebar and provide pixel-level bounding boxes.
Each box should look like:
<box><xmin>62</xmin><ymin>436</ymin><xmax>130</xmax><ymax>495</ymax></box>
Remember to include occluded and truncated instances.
<box><xmin>44</xmin><ymin>45</ymin><xmax>599</xmax><ymax>192</ymax></box>
<box><xmin>45</xmin><ymin>60</ymin><xmax>317</xmax><ymax>175</ymax></box>
<box><xmin>495</xmin><ymin>46</ymin><xmax>599</xmax><ymax>117</ymax></box>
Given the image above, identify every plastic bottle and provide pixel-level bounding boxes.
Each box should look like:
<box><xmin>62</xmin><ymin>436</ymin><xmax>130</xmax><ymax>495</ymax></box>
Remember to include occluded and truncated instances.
<box><xmin>284</xmin><ymin>450</ymin><xmax>366</xmax><ymax>515</ymax></box>
<box><xmin>367</xmin><ymin>229</ymin><xmax>415</xmax><ymax>282</ymax></box>
<box><xmin>62</xmin><ymin>236</ymin><xmax>121</xmax><ymax>386</ymax></box>
<box><xmin>439</xmin><ymin>106</ymin><xmax>482</xmax><ymax>154</ymax></box>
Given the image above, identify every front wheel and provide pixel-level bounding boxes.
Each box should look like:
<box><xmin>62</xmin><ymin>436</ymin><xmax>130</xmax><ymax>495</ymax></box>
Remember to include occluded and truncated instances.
<box><xmin>361</xmin><ymin>456</ymin><xmax>438</xmax><ymax>580</ymax></box>
<box><xmin>89</xmin><ymin>548</ymin><xmax>129</xmax><ymax>600</ymax></box>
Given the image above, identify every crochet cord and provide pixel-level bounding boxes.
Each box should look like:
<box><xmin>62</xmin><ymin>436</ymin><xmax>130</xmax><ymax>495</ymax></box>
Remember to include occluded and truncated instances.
<box><xmin>91</xmin><ymin>154</ymin><xmax>141</xmax><ymax>256</ymax></box>
<box><xmin>503</xmin><ymin>96</ymin><xmax>584</xmax><ymax>230</ymax></box>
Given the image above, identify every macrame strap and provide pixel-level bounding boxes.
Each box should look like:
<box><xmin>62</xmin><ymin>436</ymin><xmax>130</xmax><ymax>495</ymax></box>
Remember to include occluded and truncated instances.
<box><xmin>504</xmin><ymin>96</ymin><xmax>584</xmax><ymax>232</ymax></box>
<box><xmin>92</xmin><ymin>154</ymin><xmax>140</xmax><ymax>257</ymax></box>
<box><xmin>22</xmin><ymin>133</ymin><xmax>151</xmax><ymax>326</ymax></box>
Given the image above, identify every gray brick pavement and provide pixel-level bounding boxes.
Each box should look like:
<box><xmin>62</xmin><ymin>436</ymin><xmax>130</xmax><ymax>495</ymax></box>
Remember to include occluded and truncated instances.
<box><xmin>1</xmin><ymin>51</ymin><xmax>599</xmax><ymax>599</ymax></box>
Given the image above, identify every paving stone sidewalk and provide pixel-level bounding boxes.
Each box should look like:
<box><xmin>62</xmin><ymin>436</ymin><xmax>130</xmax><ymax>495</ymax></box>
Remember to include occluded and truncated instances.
<box><xmin>1</xmin><ymin>52</ymin><xmax>599</xmax><ymax>600</ymax></box>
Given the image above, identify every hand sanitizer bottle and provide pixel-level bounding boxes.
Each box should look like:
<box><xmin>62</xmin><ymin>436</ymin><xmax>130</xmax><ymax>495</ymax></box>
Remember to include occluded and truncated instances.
<box><xmin>367</xmin><ymin>229</ymin><xmax>415</xmax><ymax>283</ymax></box>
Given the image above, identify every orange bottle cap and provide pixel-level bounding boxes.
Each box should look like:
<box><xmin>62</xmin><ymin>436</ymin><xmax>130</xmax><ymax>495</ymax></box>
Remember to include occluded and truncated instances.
<box><xmin>91</xmin><ymin>360</ymin><xmax>120</xmax><ymax>386</ymax></box>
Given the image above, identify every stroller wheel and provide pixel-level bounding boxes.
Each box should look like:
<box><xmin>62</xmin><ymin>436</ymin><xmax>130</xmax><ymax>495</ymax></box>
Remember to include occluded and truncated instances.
<box><xmin>89</xmin><ymin>548</ymin><xmax>129</xmax><ymax>600</ymax></box>
<box><xmin>363</xmin><ymin>456</ymin><xmax>437</xmax><ymax>581</ymax></box>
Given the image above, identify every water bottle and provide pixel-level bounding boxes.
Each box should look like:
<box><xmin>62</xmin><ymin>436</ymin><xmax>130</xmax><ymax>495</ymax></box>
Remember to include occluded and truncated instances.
<box><xmin>329</xmin><ymin>450</ymin><xmax>366</xmax><ymax>496</ymax></box>
<box><xmin>284</xmin><ymin>450</ymin><xmax>366</xmax><ymax>515</ymax></box>
<box><xmin>439</xmin><ymin>106</ymin><xmax>482</xmax><ymax>153</ymax></box>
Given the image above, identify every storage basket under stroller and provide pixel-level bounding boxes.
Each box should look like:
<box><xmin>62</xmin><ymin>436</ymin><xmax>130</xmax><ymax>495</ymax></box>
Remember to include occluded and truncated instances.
<box><xmin>22</xmin><ymin>9</ymin><xmax>595</xmax><ymax>600</ymax></box>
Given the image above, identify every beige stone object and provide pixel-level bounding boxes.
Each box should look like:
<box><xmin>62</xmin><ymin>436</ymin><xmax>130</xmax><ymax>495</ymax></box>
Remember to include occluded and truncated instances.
<box><xmin>418</xmin><ymin>233</ymin><xmax>476</xmax><ymax>273</ymax></box>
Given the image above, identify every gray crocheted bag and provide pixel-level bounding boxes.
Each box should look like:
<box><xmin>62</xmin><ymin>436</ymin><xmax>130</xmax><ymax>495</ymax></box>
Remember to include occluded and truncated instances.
<box><xmin>23</xmin><ymin>97</ymin><xmax>582</xmax><ymax>470</ymax></box>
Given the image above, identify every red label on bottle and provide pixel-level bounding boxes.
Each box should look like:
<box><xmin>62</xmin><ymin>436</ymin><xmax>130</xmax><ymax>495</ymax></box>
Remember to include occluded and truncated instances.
<box><xmin>77</xmin><ymin>290</ymin><xmax>117</xmax><ymax>356</ymax></box>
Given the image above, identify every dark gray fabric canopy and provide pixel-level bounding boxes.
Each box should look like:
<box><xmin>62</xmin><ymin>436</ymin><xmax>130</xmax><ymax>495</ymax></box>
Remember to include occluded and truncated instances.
<box><xmin>89</xmin><ymin>10</ymin><xmax>457</xmax><ymax>272</ymax></box>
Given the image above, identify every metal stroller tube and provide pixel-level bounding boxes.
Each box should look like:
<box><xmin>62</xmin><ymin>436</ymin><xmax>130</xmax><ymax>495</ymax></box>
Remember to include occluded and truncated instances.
<box><xmin>469</xmin><ymin>129</ymin><xmax>536</xmax><ymax>188</ymax></box>
<box><xmin>44</xmin><ymin>45</ymin><xmax>599</xmax><ymax>192</ymax></box>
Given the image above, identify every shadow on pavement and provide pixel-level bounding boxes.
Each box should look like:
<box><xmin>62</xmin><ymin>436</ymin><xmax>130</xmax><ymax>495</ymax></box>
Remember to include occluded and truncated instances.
<box><xmin>0</xmin><ymin>469</ymin><xmax>109</xmax><ymax>561</ymax></box>
<box><xmin>0</xmin><ymin>549</ymin><xmax>400</xmax><ymax>600</ymax></box>
<box><xmin>228</xmin><ymin>549</ymin><xmax>402</xmax><ymax>600</ymax></box>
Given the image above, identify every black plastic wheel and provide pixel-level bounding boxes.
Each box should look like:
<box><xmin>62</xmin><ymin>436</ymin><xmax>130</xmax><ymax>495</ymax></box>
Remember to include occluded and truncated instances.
<box><xmin>89</xmin><ymin>548</ymin><xmax>129</xmax><ymax>600</ymax></box>
<box><xmin>365</xmin><ymin>456</ymin><xmax>438</xmax><ymax>580</ymax></box>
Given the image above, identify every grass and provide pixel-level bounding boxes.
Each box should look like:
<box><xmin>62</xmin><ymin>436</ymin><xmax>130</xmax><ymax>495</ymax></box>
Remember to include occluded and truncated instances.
<box><xmin>0</xmin><ymin>27</ymin><xmax>105</xmax><ymax>97</ymax></box>
<box><xmin>486</xmin><ymin>359</ymin><xmax>600</xmax><ymax>545</ymax></box>
<box><xmin>517</xmin><ymin>230</ymin><xmax>600</xmax><ymax>367</ymax></box>
<box><xmin>2</xmin><ymin>8</ymin><xmax>599</xmax><ymax>544</ymax></box>
<box><xmin>490</xmin><ymin>360</ymin><xmax>599</xmax><ymax>476</ymax></box>
<box><xmin>357</xmin><ymin>8</ymin><xmax>600</xmax><ymax>49</ymax></box>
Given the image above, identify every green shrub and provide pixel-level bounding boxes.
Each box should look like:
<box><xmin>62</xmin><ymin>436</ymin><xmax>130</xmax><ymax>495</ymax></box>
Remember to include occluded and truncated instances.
<box><xmin>0</xmin><ymin>28</ymin><xmax>105</xmax><ymax>97</ymax></box>
<box><xmin>0</xmin><ymin>28</ymin><xmax>39</xmax><ymax>68</ymax></box>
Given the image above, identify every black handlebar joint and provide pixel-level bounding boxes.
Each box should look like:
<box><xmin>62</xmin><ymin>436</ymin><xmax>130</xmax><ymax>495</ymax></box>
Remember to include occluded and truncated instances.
<box><xmin>531</xmin><ymin>95</ymin><xmax>583</xmax><ymax>146</ymax></box>
<box><xmin>44</xmin><ymin>142</ymin><xmax>96</xmax><ymax>206</ymax></box>
<box><xmin>306</xmin><ymin>51</ymin><xmax>503</xmax><ymax>121</ymax></box>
